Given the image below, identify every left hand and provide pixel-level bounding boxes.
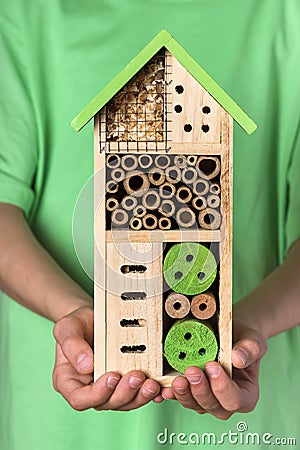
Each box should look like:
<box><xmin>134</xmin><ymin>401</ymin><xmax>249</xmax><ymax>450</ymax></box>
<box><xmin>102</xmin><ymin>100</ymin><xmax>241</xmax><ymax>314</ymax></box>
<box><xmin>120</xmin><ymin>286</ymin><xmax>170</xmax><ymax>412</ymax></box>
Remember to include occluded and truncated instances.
<box><xmin>160</xmin><ymin>318</ymin><xmax>267</xmax><ymax>419</ymax></box>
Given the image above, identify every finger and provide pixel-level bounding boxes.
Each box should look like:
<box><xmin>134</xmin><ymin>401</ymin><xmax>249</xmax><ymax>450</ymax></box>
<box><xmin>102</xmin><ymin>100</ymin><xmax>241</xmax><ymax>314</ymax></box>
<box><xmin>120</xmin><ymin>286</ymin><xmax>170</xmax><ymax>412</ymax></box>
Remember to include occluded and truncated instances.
<box><xmin>53</xmin><ymin>312</ymin><xmax>94</xmax><ymax>374</ymax></box>
<box><xmin>161</xmin><ymin>387</ymin><xmax>176</xmax><ymax>400</ymax></box>
<box><xmin>232</xmin><ymin>336</ymin><xmax>266</xmax><ymax>369</ymax></box>
<box><xmin>184</xmin><ymin>367</ymin><xmax>226</xmax><ymax>417</ymax></box>
<box><xmin>115</xmin><ymin>379</ymin><xmax>161</xmax><ymax>411</ymax></box>
<box><xmin>153</xmin><ymin>394</ymin><xmax>164</xmax><ymax>403</ymax></box>
<box><xmin>54</xmin><ymin>364</ymin><xmax>122</xmax><ymax>411</ymax></box>
<box><xmin>172</xmin><ymin>376</ymin><xmax>206</xmax><ymax>413</ymax></box>
<box><xmin>96</xmin><ymin>370</ymin><xmax>146</xmax><ymax>410</ymax></box>
<box><xmin>205</xmin><ymin>362</ymin><xmax>244</xmax><ymax>412</ymax></box>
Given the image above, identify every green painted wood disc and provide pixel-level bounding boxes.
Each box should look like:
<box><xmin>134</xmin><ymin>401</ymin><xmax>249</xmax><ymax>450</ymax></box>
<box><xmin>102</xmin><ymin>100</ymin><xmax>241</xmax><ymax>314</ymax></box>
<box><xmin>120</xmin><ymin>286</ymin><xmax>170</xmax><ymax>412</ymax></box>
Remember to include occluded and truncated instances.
<box><xmin>163</xmin><ymin>243</ymin><xmax>217</xmax><ymax>295</ymax></box>
<box><xmin>164</xmin><ymin>320</ymin><xmax>218</xmax><ymax>373</ymax></box>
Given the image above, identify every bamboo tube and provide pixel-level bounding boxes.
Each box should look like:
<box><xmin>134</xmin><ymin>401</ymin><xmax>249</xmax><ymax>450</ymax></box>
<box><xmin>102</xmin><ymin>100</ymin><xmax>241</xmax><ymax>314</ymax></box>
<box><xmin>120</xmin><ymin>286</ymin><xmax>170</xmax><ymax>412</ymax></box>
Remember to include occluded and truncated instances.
<box><xmin>159</xmin><ymin>199</ymin><xmax>176</xmax><ymax>218</ymax></box>
<box><xmin>176</xmin><ymin>207</ymin><xmax>196</xmax><ymax>228</ymax></box>
<box><xmin>121</xmin><ymin>154</ymin><xmax>138</xmax><ymax>171</ymax></box>
<box><xmin>191</xmin><ymin>292</ymin><xmax>217</xmax><ymax>320</ymax></box>
<box><xmin>165</xmin><ymin>292</ymin><xmax>190</xmax><ymax>319</ymax></box>
<box><xmin>196</xmin><ymin>156</ymin><xmax>221</xmax><ymax>179</ymax></box>
<box><xmin>166</xmin><ymin>166</ymin><xmax>182</xmax><ymax>184</ymax></box>
<box><xmin>111</xmin><ymin>167</ymin><xmax>126</xmax><ymax>183</ymax></box>
<box><xmin>210</xmin><ymin>183</ymin><xmax>221</xmax><ymax>195</ymax></box>
<box><xmin>142</xmin><ymin>214</ymin><xmax>158</xmax><ymax>230</ymax></box>
<box><xmin>133</xmin><ymin>205</ymin><xmax>147</xmax><ymax>218</ymax></box>
<box><xmin>142</xmin><ymin>189</ymin><xmax>161</xmax><ymax>210</ymax></box>
<box><xmin>182</xmin><ymin>167</ymin><xmax>199</xmax><ymax>185</ymax></box>
<box><xmin>123</xmin><ymin>170</ymin><xmax>150</xmax><ymax>196</ymax></box>
<box><xmin>159</xmin><ymin>182</ymin><xmax>176</xmax><ymax>199</ymax></box>
<box><xmin>111</xmin><ymin>209</ymin><xmax>129</xmax><ymax>227</ymax></box>
<box><xmin>148</xmin><ymin>168</ymin><xmax>165</xmax><ymax>186</ymax></box>
<box><xmin>106</xmin><ymin>180</ymin><xmax>119</xmax><ymax>194</ymax></box>
<box><xmin>158</xmin><ymin>217</ymin><xmax>172</xmax><ymax>230</ymax></box>
<box><xmin>187</xmin><ymin>155</ymin><xmax>198</xmax><ymax>166</ymax></box>
<box><xmin>106</xmin><ymin>197</ymin><xmax>119</xmax><ymax>212</ymax></box>
<box><xmin>129</xmin><ymin>217</ymin><xmax>143</xmax><ymax>231</ymax></box>
<box><xmin>192</xmin><ymin>196</ymin><xmax>207</xmax><ymax>211</ymax></box>
<box><xmin>176</xmin><ymin>186</ymin><xmax>192</xmax><ymax>203</ymax></box>
<box><xmin>138</xmin><ymin>154</ymin><xmax>153</xmax><ymax>170</ymax></box>
<box><xmin>155</xmin><ymin>154</ymin><xmax>171</xmax><ymax>170</ymax></box>
<box><xmin>107</xmin><ymin>154</ymin><xmax>121</xmax><ymax>169</ymax></box>
<box><xmin>198</xmin><ymin>208</ymin><xmax>221</xmax><ymax>230</ymax></box>
<box><xmin>207</xmin><ymin>194</ymin><xmax>220</xmax><ymax>208</ymax></box>
<box><xmin>193</xmin><ymin>178</ymin><xmax>209</xmax><ymax>195</ymax></box>
<box><xmin>121</xmin><ymin>195</ymin><xmax>138</xmax><ymax>211</ymax></box>
<box><xmin>174</xmin><ymin>155</ymin><xmax>187</xmax><ymax>169</ymax></box>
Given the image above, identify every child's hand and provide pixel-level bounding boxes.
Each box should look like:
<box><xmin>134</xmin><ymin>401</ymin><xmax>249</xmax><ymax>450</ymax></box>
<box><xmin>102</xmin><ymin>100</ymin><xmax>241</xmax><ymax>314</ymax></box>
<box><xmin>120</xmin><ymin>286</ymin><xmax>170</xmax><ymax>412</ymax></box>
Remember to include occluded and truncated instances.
<box><xmin>160</xmin><ymin>318</ymin><xmax>267</xmax><ymax>419</ymax></box>
<box><xmin>52</xmin><ymin>306</ymin><xmax>163</xmax><ymax>411</ymax></box>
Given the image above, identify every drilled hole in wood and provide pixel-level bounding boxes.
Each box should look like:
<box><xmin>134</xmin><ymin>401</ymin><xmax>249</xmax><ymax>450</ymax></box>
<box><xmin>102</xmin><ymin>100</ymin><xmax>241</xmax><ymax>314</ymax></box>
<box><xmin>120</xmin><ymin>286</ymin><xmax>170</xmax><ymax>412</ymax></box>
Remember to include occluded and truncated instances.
<box><xmin>160</xmin><ymin>219</ymin><xmax>169</xmax><ymax>228</ymax></box>
<box><xmin>120</xmin><ymin>318</ymin><xmax>146</xmax><ymax>327</ymax></box>
<box><xmin>184</xmin><ymin>169</ymin><xmax>194</xmax><ymax>180</ymax></box>
<box><xmin>145</xmin><ymin>216</ymin><xmax>155</xmax><ymax>227</ymax></box>
<box><xmin>121</xmin><ymin>265</ymin><xmax>147</xmax><ymax>274</ymax></box>
<box><xmin>120</xmin><ymin>345</ymin><xmax>146</xmax><ymax>353</ymax></box>
<box><xmin>129</xmin><ymin>175</ymin><xmax>144</xmax><ymax>191</ymax></box>
<box><xmin>156</xmin><ymin>155</ymin><xmax>169</xmax><ymax>168</ymax></box>
<box><xmin>124</xmin><ymin>198</ymin><xmax>134</xmax><ymax>207</ymax></box>
<box><xmin>178</xmin><ymin>351</ymin><xmax>186</xmax><ymax>359</ymax></box>
<box><xmin>184</xmin><ymin>124</ymin><xmax>193</xmax><ymax>132</ymax></box>
<box><xmin>152</xmin><ymin>172</ymin><xmax>161</xmax><ymax>181</ymax></box>
<box><xmin>204</xmin><ymin>213</ymin><xmax>214</xmax><ymax>224</ymax></box>
<box><xmin>202</xmin><ymin>106</ymin><xmax>211</xmax><ymax>114</ymax></box>
<box><xmin>195</xmin><ymin>198</ymin><xmax>204</xmax><ymax>208</ymax></box>
<box><xmin>178</xmin><ymin>189</ymin><xmax>190</xmax><ymax>201</ymax></box>
<box><xmin>146</xmin><ymin>194</ymin><xmax>157</xmax><ymax>207</ymax></box>
<box><xmin>173</xmin><ymin>301</ymin><xmax>182</xmax><ymax>310</ymax></box>
<box><xmin>174</xmin><ymin>104</ymin><xmax>182</xmax><ymax>113</ymax></box>
<box><xmin>121</xmin><ymin>292</ymin><xmax>146</xmax><ymax>300</ymax></box>
<box><xmin>175</xmin><ymin>85</ymin><xmax>184</xmax><ymax>94</ymax></box>
<box><xmin>180</xmin><ymin>211</ymin><xmax>193</xmax><ymax>223</ymax></box>
<box><xmin>199</xmin><ymin>303</ymin><xmax>207</xmax><ymax>311</ymax></box>
<box><xmin>175</xmin><ymin>271</ymin><xmax>183</xmax><ymax>280</ymax></box>
<box><xmin>184</xmin><ymin>332</ymin><xmax>192</xmax><ymax>340</ymax></box>
<box><xmin>186</xmin><ymin>254</ymin><xmax>194</xmax><ymax>262</ymax></box>
<box><xmin>114</xmin><ymin>170</ymin><xmax>123</xmax><ymax>180</ymax></box>
<box><xmin>198</xmin><ymin>272</ymin><xmax>205</xmax><ymax>280</ymax></box>
<box><xmin>199</xmin><ymin>348</ymin><xmax>206</xmax><ymax>356</ymax></box>
<box><xmin>202</xmin><ymin>125</ymin><xmax>210</xmax><ymax>133</ymax></box>
<box><xmin>107</xmin><ymin>154</ymin><xmax>119</xmax><ymax>167</ymax></box>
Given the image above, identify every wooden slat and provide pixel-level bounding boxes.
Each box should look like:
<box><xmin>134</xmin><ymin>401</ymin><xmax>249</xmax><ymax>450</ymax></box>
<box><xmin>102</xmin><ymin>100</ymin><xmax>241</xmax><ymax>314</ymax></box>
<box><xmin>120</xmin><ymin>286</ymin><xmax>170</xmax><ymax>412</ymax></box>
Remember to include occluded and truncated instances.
<box><xmin>218</xmin><ymin>111</ymin><xmax>233</xmax><ymax>377</ymax></box>
<box><xmin>106</xmin><ymin>242</ymin><xmax>163</xmax><ymax>378</ymax></box>
<box><xmin>94</xmin><ymin>112</ymin><xmax>107</xmax><ymax>380</ymax></box>
<box><xmin>106</xmin><ymin>229</ymin><xmax>221</xmax><ymax>243</ymax></box>
<box><xmin>168</xmin><ymin>54</ymin><xmax>222</xmax><ymax>144</ymax></box>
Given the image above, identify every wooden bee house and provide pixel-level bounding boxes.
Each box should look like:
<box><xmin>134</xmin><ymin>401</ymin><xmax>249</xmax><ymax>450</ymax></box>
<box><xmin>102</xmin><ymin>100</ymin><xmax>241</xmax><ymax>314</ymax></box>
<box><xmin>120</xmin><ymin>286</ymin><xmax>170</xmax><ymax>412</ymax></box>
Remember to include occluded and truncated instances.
<box><xmin>71</xmin><ymin>30</ymin><xmax>257</xmax><ymax>386</ymax></box>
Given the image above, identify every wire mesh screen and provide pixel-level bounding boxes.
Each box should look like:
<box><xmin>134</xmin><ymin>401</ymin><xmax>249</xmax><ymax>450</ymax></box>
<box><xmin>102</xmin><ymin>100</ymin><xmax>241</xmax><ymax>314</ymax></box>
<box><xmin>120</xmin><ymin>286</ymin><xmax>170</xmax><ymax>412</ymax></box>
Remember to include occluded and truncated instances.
<box><xmin>105</xmin><ymin>49</ymin><xmax>170</xmax><ymax>150</ymax></box>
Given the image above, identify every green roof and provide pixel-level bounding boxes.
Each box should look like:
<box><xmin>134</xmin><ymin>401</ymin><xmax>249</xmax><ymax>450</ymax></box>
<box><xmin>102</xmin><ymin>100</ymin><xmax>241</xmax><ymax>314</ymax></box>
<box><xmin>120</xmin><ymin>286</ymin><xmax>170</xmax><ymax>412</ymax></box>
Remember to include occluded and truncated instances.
<box><xmin>71</xmin><ymin>29</ymin><xmax>257</xmax><ymax>134</ymax></box>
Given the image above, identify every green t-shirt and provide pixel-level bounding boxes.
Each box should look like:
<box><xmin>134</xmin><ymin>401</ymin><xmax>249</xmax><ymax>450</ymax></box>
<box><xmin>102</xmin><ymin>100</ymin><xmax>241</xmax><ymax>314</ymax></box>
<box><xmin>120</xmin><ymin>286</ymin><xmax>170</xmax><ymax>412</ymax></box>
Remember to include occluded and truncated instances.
<box><xmin>0</xmin><ymin>1</ymin><xmax>299</xmax><ymax>449</ymax></box>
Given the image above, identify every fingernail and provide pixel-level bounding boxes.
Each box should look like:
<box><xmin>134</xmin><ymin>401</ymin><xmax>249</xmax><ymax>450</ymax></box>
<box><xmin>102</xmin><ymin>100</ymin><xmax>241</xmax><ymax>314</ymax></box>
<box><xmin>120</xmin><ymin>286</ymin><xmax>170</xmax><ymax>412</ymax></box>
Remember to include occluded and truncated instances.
<box><xmin>107</xmin><ymin>376</ymin><xmax>120</xmax><ymax>388</ymax></box>
<box><xmin>174</xmin><ymin>386</ymin><xmax>188</xmax><ymax>394</ymax></box>
<box><xmin>142</xmin><ymin>386</ymin><xmax>157</xmax><ymax>398</ymax></box>
<box><xmin>206</xmin><ymin>364</ymin><xmax>220</xmax><ymax>379</ymax></box>
<box><xmin>186</xmin><ymin>374</ymin><xmax>202</xmax><ymax>385</ymax></box>
<box><xmin>235</xmin><ymin>348</ymin><xmax>248</xmax><ymax>366</ymax></box>
<box><xmin>77</xmin><ymin>354</ymin><xmax>92</xmax><ymax>371</ymax></box>
<box><xmin>129</xmin><ymin>376</ymin><xmax>144</xmax><ymax>388</ymax></box>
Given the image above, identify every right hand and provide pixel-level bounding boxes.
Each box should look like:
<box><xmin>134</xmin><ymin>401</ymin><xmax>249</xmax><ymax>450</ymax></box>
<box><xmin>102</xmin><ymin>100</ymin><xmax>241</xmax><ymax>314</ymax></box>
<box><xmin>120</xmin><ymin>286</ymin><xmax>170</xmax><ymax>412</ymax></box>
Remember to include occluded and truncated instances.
<box><xmin>52</xmin><ymin>306</ymin><xmax>163</xmax><ymax>411</ymax></box>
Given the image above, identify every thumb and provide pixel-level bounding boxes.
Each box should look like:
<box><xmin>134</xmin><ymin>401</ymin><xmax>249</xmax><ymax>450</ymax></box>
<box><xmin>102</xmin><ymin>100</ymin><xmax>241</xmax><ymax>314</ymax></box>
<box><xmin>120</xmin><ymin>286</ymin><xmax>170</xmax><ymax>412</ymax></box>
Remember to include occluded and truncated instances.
<box><xmin>232</xmin><ymin>334</ymin><xmax>267</xmax><ymax>369</ymax></box>
<box><xmin>53</xmin><ymin>309</ymin><xmax>94</xmax><ymax>374</ymax></box>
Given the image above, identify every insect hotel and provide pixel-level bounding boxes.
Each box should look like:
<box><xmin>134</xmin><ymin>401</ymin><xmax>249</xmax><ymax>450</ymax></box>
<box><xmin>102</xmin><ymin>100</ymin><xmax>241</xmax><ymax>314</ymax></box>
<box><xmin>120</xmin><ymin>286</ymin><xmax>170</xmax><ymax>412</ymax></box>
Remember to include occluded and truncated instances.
<box><xmin>71</xmin><ymin>30</ymin><xmax>257</xmax><ymax>386</ymax></box>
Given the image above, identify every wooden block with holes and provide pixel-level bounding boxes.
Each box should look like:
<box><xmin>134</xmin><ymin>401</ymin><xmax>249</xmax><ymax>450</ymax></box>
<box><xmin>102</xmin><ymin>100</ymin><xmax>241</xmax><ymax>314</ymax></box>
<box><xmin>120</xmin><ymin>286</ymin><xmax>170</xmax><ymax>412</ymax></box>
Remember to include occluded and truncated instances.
<box><xmin>71</xmin><ymin>29</ymin><xmax>257</xmax><ymax>386</ymax></box>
